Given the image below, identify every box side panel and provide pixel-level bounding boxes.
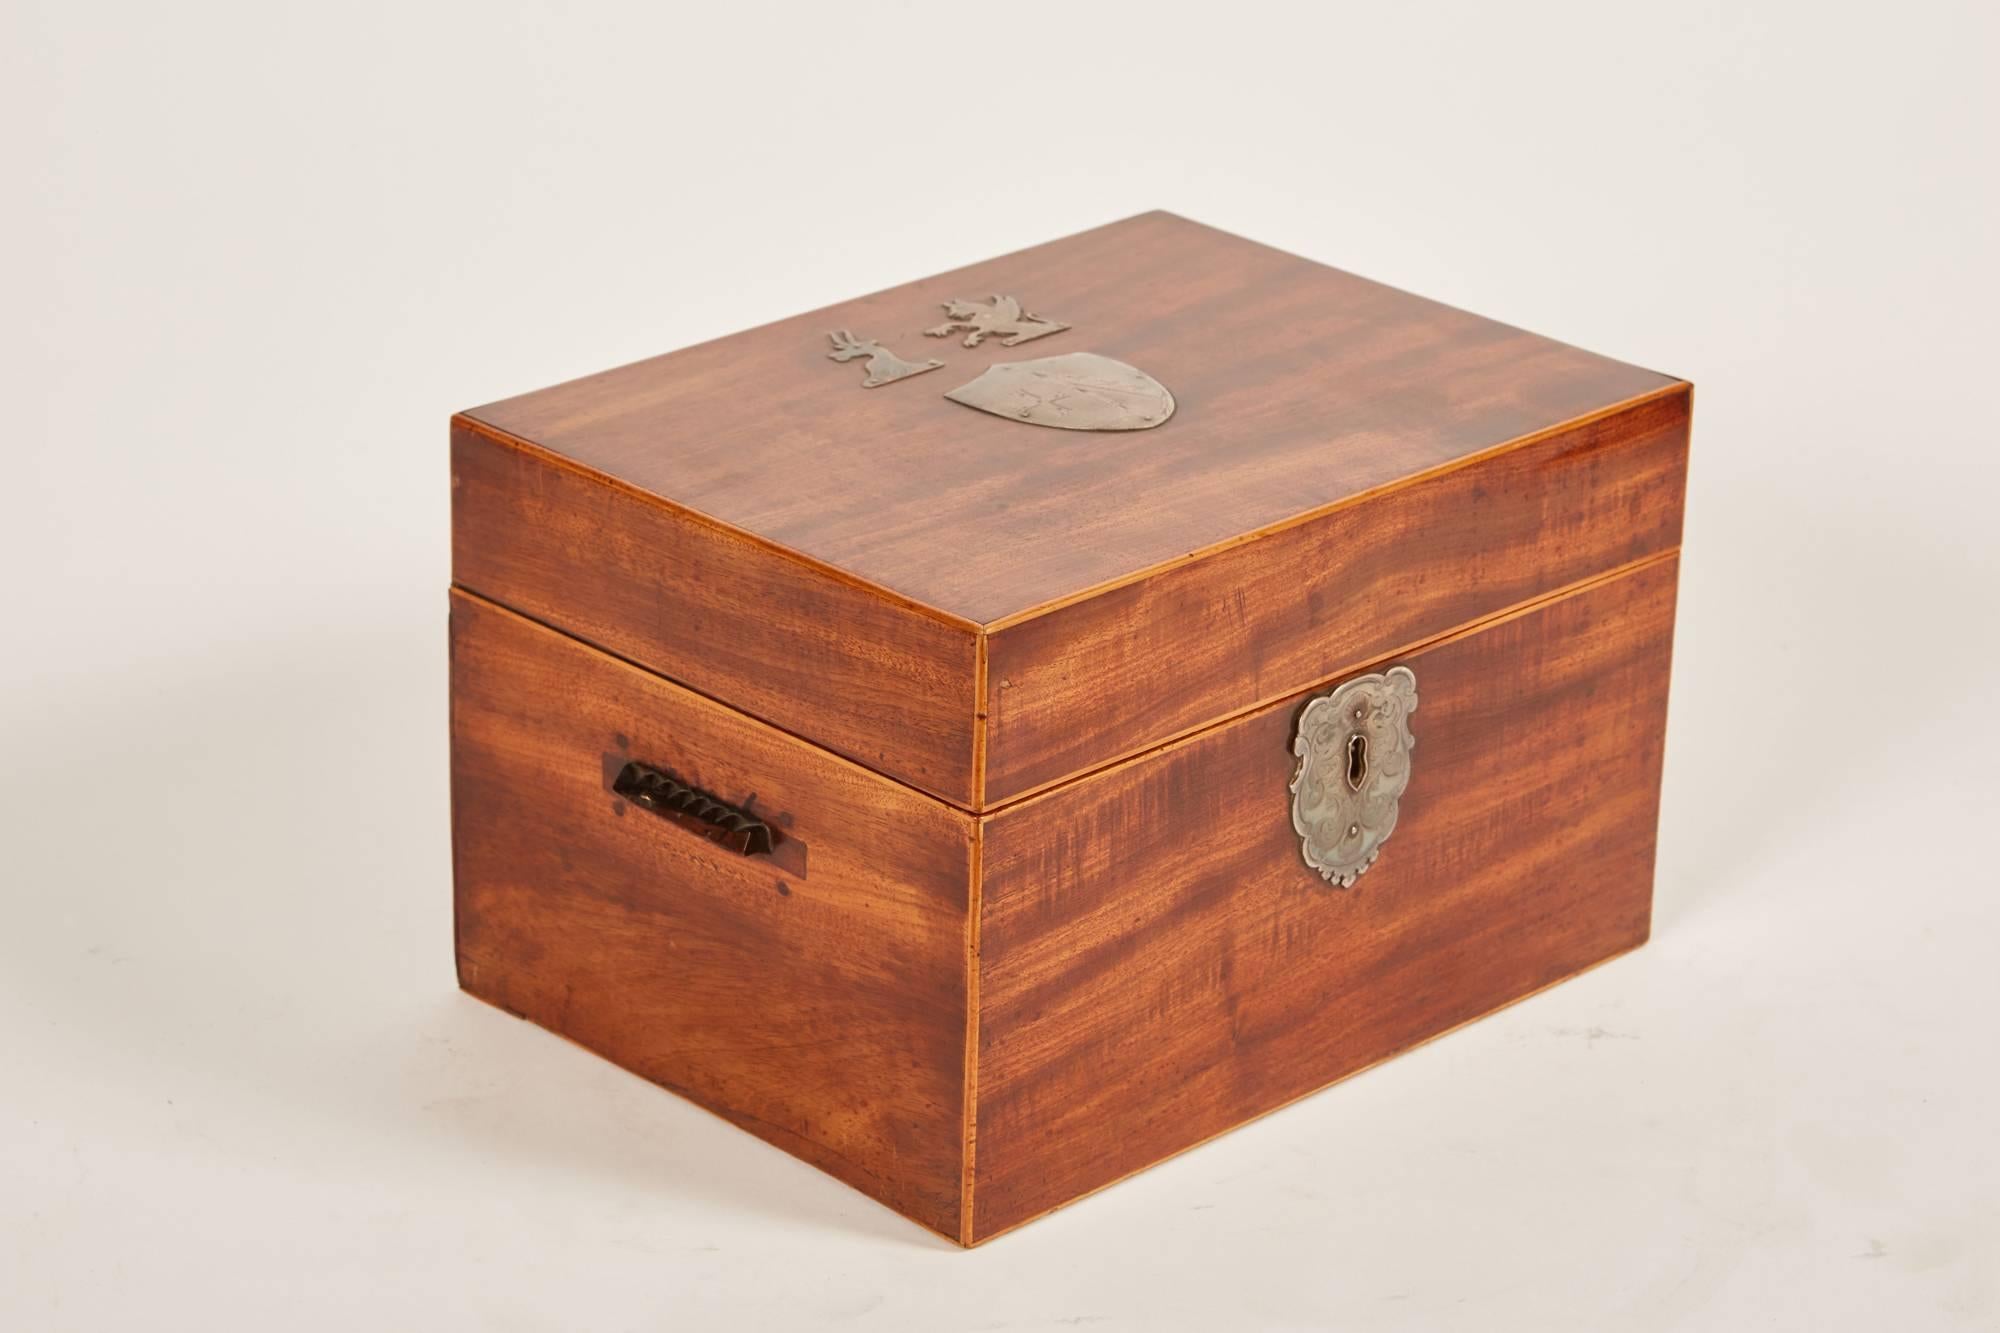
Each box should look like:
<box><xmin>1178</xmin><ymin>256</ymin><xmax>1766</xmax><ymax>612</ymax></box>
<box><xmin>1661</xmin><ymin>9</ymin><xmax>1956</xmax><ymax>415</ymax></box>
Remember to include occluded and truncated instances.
<box><xmin>971</xmin><ymin>556</ymin><xmax>1679</xmax><ymax>1241</ymax></box>
<box><xmin>449</xmin><ymin>590</ymin><xmax>972</xmax><ymax>1239</ymax></box>
<box><xmin>982</xmin><ymin>385</ymin><xmax>1688</xmax><ymax>805</ymax></box>
<box><xmin>453</xmin><ymin>420</ymin><xmax>981</xmax><ymax>807</ymax></box>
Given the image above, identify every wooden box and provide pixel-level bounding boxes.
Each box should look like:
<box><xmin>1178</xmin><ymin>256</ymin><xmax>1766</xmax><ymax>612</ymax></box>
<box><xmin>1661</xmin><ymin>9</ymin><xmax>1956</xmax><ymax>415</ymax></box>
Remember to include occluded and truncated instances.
<box><xmin>449</xmin><ymin>212</ymin><xmax>1690</xmax><ymax>1245</ymax></box>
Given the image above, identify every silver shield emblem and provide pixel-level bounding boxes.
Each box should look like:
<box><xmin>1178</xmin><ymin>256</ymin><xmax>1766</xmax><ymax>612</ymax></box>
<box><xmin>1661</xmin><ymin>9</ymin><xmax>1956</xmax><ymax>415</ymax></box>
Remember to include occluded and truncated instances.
<box><xmin>1290</xmin><ymin>666</ymin><xmax>1418</xmax><ymax>887</ymax></box>
<box><xmin>944</xmin><ymin>352</ymin><xmax>1175</xmax><ymax>431</ymax></box>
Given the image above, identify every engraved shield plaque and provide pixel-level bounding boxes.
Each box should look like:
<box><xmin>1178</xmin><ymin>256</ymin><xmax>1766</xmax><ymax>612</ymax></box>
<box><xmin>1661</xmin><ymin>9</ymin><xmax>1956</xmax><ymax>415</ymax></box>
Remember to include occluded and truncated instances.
<box><xmin>944</xmin><ymin>352</ymin><xmax>1175</xmax><ymax>431</ymax></box>
<box><xmin>1290</xmin><ymin>666</ymin><xmax>1418</xmax><ymax>887</ymax></box>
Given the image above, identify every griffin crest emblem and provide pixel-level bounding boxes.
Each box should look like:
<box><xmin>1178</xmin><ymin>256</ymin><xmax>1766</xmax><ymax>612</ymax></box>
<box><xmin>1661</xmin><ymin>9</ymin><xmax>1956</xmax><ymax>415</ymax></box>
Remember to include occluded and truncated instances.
<box><xmin>925</xmin><ymin>295</ymin><xmax>1069</xmax><ymax>348</ymax></box>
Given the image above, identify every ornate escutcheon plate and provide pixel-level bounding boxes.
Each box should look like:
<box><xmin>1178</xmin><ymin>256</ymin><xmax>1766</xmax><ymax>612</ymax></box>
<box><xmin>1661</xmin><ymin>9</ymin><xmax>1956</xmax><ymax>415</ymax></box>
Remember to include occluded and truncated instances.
<box><xmin>944</xmin><ymin>352</ymin><xmax>1175</xmax><ymax>431</ymax></box>
<box><xmin>1290</xmin><ymin>666</ymin><xmax>1418</xmax><ymax>887</ymax></box>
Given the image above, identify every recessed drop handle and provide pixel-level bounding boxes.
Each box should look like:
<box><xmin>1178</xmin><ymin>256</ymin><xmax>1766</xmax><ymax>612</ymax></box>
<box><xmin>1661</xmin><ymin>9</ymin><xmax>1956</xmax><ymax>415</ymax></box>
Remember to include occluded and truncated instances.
<box><xmin>612</xmin><ymin>760</ymin><xmax>777</xmax><ymax>857</ymax></box>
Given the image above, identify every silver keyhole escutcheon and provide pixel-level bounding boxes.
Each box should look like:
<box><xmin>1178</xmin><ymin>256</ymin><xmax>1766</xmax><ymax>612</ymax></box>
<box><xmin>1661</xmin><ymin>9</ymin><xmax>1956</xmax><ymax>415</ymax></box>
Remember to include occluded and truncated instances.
<box><xmin>1289</xmin><ymin>666</ymin><xmax>1418</xmax><ymax>887</ymax></box>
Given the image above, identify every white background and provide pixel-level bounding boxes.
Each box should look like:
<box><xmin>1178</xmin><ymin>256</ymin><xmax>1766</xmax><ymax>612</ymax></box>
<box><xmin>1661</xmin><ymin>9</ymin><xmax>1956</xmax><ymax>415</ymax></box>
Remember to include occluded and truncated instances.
<box><xmin>5</xmin><ymin>2</ymin><xmax>1996</xmax><ymax>1329</ymax></box>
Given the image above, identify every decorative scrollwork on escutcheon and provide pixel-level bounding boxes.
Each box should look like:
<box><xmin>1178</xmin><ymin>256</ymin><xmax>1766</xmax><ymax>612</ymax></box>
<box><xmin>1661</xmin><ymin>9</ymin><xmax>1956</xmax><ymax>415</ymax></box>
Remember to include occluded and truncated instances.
<box><xmin>1289</xmin><ymin>666</ymin><xmax>1418</xmax><ymax>887</ymax></box>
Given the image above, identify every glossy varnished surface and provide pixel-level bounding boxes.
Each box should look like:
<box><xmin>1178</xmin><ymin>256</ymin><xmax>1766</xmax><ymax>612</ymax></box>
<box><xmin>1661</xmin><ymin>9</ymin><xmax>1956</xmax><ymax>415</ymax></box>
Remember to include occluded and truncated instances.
<box><xmin>466</xmin><ymin>211</ymin><xmax>1678</xmax><ymax>624</ymax></box>
<box><xmin>970</xmin><ymin>557</ymin><xmax>1679</xmax><ymax>1241</ymax></box>
<box><xmin>449</xmin><ymin>591</ymin><xmax>973</xmax><ymax>1238</ymax></box>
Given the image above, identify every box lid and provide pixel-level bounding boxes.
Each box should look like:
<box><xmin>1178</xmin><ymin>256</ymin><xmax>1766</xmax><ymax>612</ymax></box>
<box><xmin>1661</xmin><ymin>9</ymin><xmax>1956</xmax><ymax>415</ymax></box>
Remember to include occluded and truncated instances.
<box><xmin>453</xmin><ymin>211</ymin><xmax>1689</xmax><ymax>810</ymax></box>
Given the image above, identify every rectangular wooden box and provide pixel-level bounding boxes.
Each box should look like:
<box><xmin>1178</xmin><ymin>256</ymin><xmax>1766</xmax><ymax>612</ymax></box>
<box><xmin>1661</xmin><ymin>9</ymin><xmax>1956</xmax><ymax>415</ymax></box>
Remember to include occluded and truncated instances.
<box><xmin>449</xmin><ymin>212</ymin><xmax>1690</xmax><ymax>1245</ymax></box>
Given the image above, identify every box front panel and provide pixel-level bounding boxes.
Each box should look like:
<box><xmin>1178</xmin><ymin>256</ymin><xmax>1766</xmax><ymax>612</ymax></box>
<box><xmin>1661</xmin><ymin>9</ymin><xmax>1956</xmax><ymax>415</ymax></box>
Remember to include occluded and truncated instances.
<box><xmin>449</xmin><ymin>591</ymin><xmax>973</xmax><ymax>1238</ymax></box>
<box><xmin>973</xmin><ymin>556</ymin><xmax>1679</xmax><ymax>1241</ymax></box>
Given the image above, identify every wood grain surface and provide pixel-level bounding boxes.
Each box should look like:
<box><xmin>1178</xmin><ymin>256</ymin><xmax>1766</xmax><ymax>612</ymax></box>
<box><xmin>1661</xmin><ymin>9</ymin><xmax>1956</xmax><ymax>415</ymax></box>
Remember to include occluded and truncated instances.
<box><xmin>464</xmin><ymin>211</ymin><xmax>1678</xmax><ymax>624</ymax></box>
<box><xmin>969</xmin><ymin>556</ymin><xmax>1680</xmax><ymax>1242</ymax></box>
<box><xmin>982</xmin><ymin>385</ymin><xmax>1689</xmax><ymax>803</ymax></box>
<box><xmin>452</xmin><ymin>421</ymin><xmax>983</xmax><ymax>806</ymax></box>
<box><xmin>449</xmin><ymin>590</ymin><xmax>974</xmax><ymax>1239</ymax></box>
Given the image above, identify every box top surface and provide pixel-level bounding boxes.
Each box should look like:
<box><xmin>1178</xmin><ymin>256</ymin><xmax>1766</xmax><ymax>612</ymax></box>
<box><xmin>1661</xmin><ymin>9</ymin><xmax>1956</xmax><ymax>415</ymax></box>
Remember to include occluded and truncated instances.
<box><xmin>465</xmin><ymin>211</ymin><xmax>1676</xmax><ymax>627</ymax></box>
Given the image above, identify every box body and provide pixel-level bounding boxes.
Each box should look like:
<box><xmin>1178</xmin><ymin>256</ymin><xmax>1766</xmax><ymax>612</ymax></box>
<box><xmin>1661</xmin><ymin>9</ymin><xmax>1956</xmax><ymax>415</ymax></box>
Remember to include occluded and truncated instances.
<box><xmin>449</xmin><ymin>212</ymin><xmax>1690</xmax><ymax>1244</ymax></box>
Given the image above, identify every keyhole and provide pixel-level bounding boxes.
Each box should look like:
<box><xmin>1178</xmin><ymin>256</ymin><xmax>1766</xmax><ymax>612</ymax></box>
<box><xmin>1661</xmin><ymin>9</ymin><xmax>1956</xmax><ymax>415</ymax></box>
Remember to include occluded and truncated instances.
<box><xmin>1346</xmin><ymin>732</ymin><xmax>1369</xmax><ymax>791</ymax></box>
